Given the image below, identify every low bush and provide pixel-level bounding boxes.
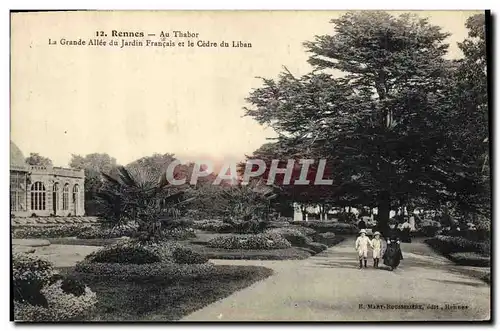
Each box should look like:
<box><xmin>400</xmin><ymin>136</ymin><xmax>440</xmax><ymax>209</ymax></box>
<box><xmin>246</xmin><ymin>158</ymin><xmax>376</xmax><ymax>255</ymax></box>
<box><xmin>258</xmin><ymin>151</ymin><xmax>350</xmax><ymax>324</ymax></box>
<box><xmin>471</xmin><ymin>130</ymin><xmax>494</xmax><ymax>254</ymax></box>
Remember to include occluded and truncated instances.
<box><xmin>83</xmin><ymin>241</ymin><xmax>206</xmax><ymax>265</ymax></box>
<box><xmin>305</xmin><ymin>222</ymin><xmax>357</xmax><ymax>235</ymax></box>
<box><xmin>265</xmin><ymin>227</ymin><xmax>310</xmax><ymax>246</ymax></box>
<box><xmin>207</xmin><ymin>233</ymin><xmax>291</xmax><ymax>250</ymax></box>
<box><xmin>448</xmin><ymin>252</ymin><xmax>490</xmax><ymax>267</ymax></box>
<box><xmin>13</xmin><ymin>253</ymin><xmax>97</xmax><ymax>321</ymax></box>
<box><xmin>305</xmin><ymin>242</ymin><xmax>328</xmax><ymax>254</ymax></box>
<box><xmin>425</xmin><ymin>235</ymin><xmax>484</xmax><ymax>255</ymax></box>
<box><xmin>74</xmin><ymin>261</ymin><xmax>216</xmax><ymax>282</ymax></box>
<box><xmin>13</xmin><ymin>253</ymin><xmax>54</xmax><ymax>306</ymax></box>
<box><xmin>15</xmin><ymin>281</ymin><xmax>97</xmax><ymax>321</ymax></box>
<box><xmin>77</xmin><ymin>226</ymin><xmax>137</xmax><ymax>239</ymax></box>
<box><xmin>83</xmin><ymin>241</ymin><xmax>173</xmax><ymax>264</ymax></box>
<box><xmin>162</xmin><ymin>227</ymin><xmax>196</xmax><ymax>240</ymax></box>
<box><xmin>418</xmin><ymin>225</ymin><xmax>440</xmax><ymax>237</ymax></box>
<box><xmin>312</xmin><ymin>232</ymin><xmax>344</xmax><ymax>247</ymax></box>
<box><xmin>481</xmin><ymin>273</ymin><xmax>491</xmax><ymax>284</ymax></box>
<box><xmin>172</xmin><ymin>246</ymin><xmax>209</xmax><ymax>264</ymax></box>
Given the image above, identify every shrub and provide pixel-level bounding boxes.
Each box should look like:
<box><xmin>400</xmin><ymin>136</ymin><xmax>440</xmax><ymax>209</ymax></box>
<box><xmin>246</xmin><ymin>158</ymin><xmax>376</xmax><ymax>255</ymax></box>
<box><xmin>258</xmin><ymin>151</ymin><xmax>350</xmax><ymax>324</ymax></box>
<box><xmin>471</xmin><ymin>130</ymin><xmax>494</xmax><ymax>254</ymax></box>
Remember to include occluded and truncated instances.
<box><xmin>83</xmin><ymin>242</ymin><xmax>167</xmax><ymax>264</ymax></box>
<box><xmin>12</xmin><ymin>253</ymin><xmax>54</xmax><ymax>306</ymax></box>
<box><xmin>290</xmin><ymin>226</ymin><xmax>316</xmax><ymax>236</ymax></box>
<box><xmin>304</xmin><ymin>222</ymin><xmax>357</xmax><ymax>235</ymax></box>
<box><xmin>12</xmin><ymin>253</ymin><xmax>97</xmax><ymax>321</ymax></box>
<box><xmin>478</xmin><ymin>240</ymin><xmax>491</xmax><ymax>256</ymax></box>
<box><xmin>305</xmin><ymin>242</ymin><xmax>328</xmax><ymax>254</ymax></box>
<box><xmin>14</xmin><ymin>281</ymin><xmax>97</xmax><ymax>321</ymax></box>
<box><xmin>161</xmin><ymin>227</ymin><xmax>196</xmax><ymax>240</ymax></box>
<box><xmin>481</xmin><ymin>273</ymin><xmax>491</xmax><ymax>284</ymax></box>
<box><xmin>425</xmin><ymin>235</ymin><xmax>482</xmax><ymax>255</ymax></box>
<box><xmin>172</xmin><ymin>246</ymin><xmax>209</xmax><ymax>264</ymax></box>
<box><xmin>208</xmin><ymin>233</ymin><xmax>291</xmax><ymax>250</ymax></box>
<box><xmin>312</xmin><ymin>232</ymin><xmax>342</xmax><ymax>247</ymax></box>
<box><xmin>448</xmin><ymin>252</ymin><xmax>490</xmax><ymax>267</ymax></box>
<box><xmin>265</xmin><ymin>227</ymin><xmax>310</xmax><ymax>246</ymax></box>
<box><xmin>74</xmin><ymin>261</ymin><xmax>216</xmax><ymax>282</ymax></box>
<box><xmin>419</xmin><ymin>225</ymin><xmax>440</xmax><ymax>237</ymax></box>
<box><xmin>229</xmin><ymin>219</ymin><xmax>268</xmax><ymax>234</ymax></box>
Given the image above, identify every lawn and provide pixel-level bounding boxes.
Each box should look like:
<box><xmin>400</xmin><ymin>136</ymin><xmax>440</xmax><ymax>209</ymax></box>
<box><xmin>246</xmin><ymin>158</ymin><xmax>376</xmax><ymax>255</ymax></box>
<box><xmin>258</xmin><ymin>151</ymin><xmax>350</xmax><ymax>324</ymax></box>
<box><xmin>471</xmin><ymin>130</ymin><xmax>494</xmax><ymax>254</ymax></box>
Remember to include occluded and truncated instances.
<box><xmin>59</xmin><ymin>264</ymin><xmax>274</xmax><ymax>321</ymax></box>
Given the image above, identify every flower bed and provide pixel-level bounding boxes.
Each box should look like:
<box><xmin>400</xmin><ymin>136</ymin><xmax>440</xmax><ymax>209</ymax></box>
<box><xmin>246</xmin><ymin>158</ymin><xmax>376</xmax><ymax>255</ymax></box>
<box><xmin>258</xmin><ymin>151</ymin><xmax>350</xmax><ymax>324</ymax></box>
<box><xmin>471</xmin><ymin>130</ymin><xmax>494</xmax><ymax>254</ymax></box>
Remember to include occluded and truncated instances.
<box><xmin>207</xmin><ymin>233</ymin><xmax>291</xmax><ymax>250</ymax></box>
<box><xmin>12</xmin><ymin>225</ymin><xmax>97</xmax><ymax>239</ymax></box>
<box><xmin>76</xmin><ymin>226</ymin><xmax>138</xmax><ymax>239</ymax></box>
<box><xmin>13</xmin><ymin>252</ymin><xmax>97</xmax><ymax>321</ymax></box>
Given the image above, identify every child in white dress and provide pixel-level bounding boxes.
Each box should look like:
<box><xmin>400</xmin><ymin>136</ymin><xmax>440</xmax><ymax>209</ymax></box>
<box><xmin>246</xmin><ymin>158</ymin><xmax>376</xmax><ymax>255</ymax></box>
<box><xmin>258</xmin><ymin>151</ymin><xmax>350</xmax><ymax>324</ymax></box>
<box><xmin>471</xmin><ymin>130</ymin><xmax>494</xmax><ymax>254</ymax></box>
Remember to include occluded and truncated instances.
<box><xmin>371</xmin><ymin>231</ymin><xmax>383</xmax><ymax>268</ymax></box>
<box><xmin>355</xmin><ymin>229</ymin><xmax>372</xmax><ymax>269</ymax></box>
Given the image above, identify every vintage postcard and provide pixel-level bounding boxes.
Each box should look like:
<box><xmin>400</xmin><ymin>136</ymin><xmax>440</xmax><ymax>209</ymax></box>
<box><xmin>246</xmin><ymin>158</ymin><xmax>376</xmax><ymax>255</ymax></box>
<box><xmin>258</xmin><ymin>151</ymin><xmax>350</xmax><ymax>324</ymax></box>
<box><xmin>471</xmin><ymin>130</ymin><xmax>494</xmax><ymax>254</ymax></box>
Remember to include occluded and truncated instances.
<box><xmin>10</xmin><ymin>10</ymin><xmax>491</xmax><ymax>322</ymax></box>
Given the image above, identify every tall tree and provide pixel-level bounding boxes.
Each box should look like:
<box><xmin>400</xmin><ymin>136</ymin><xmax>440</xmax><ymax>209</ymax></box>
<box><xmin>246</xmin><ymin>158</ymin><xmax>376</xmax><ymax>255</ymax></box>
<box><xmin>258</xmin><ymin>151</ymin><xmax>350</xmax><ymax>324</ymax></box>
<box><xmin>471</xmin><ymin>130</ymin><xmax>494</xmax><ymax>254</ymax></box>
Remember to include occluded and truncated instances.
<box><xmin>245</xmin><ymin>11</ymin><xmax>470</xmax><ymax>233</ymax></box>
<box><xmin>445</xmin><ymin>13</ymin><xmax>489</xmax><ymax>224</ymax></box>
<box><xmin>25</xmin><ymin>153</ymin><xmax>53</xmax><ymax>166</ymax></box>
<box><xmin>69</xmin><ymin>153</ymin><xmax>118</xmax><ymax>215</ymax></box>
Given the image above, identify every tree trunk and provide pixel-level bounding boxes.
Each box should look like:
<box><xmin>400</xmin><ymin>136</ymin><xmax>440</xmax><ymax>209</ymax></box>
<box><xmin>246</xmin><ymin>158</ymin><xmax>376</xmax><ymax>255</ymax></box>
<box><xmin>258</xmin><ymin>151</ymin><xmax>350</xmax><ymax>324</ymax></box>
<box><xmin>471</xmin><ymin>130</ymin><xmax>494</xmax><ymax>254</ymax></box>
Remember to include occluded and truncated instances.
<box><xmin>378</xmin><ymin>191</ymin><xmax>390</xmax><ymax>235</ymax></box>
<box><xmin>301</xmin><ymin>205</ymin><xmax>306</xmax><ymax>221</ymax></box>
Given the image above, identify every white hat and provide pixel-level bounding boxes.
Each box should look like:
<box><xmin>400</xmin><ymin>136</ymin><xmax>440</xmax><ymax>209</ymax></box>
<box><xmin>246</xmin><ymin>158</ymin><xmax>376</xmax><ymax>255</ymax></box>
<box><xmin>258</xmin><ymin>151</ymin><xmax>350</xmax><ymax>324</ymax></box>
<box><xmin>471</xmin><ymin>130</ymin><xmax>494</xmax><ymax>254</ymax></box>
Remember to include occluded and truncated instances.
<box><xmin>374</xmin><ymin>231</ymin><xmax>381</xmax><ymax>236</ymax></box>
<box><xmin>359</xmin><ymin>229</ymin><xmax>366</xmax><ymax>234</ymax></box>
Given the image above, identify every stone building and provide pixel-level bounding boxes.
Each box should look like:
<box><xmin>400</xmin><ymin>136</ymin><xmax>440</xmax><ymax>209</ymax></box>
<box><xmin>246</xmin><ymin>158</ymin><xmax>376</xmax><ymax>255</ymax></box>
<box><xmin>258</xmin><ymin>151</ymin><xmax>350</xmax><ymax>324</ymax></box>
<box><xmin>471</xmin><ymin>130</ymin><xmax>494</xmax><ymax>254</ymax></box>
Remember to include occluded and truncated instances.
<box><xmin>10</xmin><ymin>141</ymin><xmax>85</xmax><ymax>217</ymax></box>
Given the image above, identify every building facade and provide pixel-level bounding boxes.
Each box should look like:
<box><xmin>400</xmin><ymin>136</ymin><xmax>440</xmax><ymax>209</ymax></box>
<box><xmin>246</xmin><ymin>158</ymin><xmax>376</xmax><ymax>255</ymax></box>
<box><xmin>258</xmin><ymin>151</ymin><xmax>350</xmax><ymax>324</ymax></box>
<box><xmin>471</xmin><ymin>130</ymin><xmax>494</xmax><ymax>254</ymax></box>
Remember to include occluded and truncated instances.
<box><xmin>10</xmin><ymin>141</ymin><xmax>85</xmax><ymax>217</ymax></box>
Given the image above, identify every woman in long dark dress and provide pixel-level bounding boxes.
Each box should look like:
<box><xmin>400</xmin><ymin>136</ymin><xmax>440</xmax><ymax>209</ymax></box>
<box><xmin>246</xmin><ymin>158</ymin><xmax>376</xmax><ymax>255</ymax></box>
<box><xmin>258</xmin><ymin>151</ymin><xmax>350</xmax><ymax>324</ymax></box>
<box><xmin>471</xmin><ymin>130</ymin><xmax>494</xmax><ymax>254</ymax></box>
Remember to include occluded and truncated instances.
<box><xmin>382</xmin><ymin>219</ymin><xmax>404</xmax><ymax>270</ymax></box>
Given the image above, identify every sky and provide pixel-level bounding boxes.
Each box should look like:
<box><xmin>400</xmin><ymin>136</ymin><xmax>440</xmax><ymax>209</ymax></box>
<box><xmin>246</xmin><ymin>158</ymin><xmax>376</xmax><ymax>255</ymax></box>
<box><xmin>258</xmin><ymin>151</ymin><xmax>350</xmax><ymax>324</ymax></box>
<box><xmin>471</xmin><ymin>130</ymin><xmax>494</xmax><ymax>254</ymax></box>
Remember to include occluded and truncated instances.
<box><xmin>11</xmin><ymin>10</ymin><xmax>482</xmax><ymax>167</ymax></box>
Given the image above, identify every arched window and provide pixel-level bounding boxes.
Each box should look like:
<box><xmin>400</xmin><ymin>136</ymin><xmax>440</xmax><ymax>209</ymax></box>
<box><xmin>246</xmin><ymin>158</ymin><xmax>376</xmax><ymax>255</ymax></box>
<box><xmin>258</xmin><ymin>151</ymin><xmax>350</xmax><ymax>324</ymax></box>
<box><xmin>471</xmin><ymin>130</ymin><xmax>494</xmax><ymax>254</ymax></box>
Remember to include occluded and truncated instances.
<box><xmin>30</xmin><ymin>182</ymin><xmax>46</xmax><ymax>211</ymax></box>
<box><xmin>52</xmin><ymin>183</ymin><xmax>60</xmax><ymax>213</ymax></box>
<box><xmin>72</xmin><ymin>184</ymin><xmax>79</xmax><ymax>214</ymax></box>
<box><xmin>62</xmin><ymin>183</ymin><xmax>69</xmax><ymax>210</ymax></box>
<box><xmin>10</xmin><ymin>172</ymin><xmax>26</xmax><ymax>212</ymax></box>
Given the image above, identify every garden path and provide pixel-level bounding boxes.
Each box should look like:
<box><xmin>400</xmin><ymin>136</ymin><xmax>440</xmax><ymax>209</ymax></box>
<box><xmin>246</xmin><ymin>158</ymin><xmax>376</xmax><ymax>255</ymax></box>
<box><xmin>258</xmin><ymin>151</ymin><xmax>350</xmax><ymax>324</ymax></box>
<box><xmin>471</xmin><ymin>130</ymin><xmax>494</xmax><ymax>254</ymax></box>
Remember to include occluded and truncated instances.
<box><xmin>182</xmin><ymin>238</ymin><xmax>491</xmax><ymax>321</ymax></box>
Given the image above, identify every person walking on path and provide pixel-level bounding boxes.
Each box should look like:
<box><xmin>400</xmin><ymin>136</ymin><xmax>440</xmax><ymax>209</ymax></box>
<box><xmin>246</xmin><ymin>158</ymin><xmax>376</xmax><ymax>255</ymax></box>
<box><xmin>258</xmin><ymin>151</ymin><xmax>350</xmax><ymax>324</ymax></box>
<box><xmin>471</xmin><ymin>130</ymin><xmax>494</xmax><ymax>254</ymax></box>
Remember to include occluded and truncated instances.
<box><xmin>355</xmin><ymin>229</ymin><xmax>372</xmax><ymax>269</ymax></box>
<box><xmin>371</xmin><ymin>231</ymin><xmax>383</xmax><ymax>268</ymax></box>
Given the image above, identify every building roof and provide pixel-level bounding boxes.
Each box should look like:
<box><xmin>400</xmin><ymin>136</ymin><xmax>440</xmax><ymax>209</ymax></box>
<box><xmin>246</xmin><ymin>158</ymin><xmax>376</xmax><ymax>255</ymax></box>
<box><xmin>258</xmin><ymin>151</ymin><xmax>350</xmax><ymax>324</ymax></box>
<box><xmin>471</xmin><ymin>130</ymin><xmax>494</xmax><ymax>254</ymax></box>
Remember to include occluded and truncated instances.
<box><xmin>10</xmin><ymin>141</ymin><xmax>28</xmax><ymax>170</ymax></box>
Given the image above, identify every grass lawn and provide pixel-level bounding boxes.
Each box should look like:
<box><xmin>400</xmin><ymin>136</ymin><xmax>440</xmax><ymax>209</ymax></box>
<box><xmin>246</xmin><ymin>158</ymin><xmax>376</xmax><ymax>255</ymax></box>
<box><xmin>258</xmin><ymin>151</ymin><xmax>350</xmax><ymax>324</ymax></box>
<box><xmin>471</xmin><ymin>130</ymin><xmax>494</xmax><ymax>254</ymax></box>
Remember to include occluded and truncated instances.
<box><xmin>59</xmin><ymin>265</ymin><xmax>273</xmax><ymax>321</ymax></box>
<box><xmin>190</xmin><ymin>244</ymin><xmax>312</xmax><ymax>260</ymax></box>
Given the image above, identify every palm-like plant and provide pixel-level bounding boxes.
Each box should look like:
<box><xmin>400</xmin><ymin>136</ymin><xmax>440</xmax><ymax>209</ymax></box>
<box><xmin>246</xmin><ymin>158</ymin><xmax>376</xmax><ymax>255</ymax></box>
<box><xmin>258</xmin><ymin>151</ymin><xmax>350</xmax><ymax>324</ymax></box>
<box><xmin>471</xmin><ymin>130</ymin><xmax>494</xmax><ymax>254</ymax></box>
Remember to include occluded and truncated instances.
<box><xmin>211</xmin><ymin>181</ymin><xmax>278</xmax><ymax>233</ymax></box>
<box><xmin>96</xmin><ymin>164</ymin><xmax>193</xmax><ymax>241</ymax></box>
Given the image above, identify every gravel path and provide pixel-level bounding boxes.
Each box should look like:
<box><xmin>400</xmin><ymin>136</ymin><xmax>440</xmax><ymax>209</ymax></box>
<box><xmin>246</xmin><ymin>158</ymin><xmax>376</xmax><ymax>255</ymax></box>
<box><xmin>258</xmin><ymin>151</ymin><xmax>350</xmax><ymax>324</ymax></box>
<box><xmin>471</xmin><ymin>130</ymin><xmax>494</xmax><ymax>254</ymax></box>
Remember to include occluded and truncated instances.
<box><xmin>182</xmin><ymin>238</ymin><xmax>490</xmax><ymax>321</ymax></box>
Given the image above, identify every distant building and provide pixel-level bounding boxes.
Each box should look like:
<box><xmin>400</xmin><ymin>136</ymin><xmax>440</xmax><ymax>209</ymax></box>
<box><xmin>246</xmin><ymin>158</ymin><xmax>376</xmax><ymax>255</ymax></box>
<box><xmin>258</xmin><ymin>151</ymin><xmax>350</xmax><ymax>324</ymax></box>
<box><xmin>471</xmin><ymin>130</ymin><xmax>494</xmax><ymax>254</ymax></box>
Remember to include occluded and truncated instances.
<box><xmin>10</xmin><ymin>141</ymin><xmax>85</xmax><ymax>217</ymax></box>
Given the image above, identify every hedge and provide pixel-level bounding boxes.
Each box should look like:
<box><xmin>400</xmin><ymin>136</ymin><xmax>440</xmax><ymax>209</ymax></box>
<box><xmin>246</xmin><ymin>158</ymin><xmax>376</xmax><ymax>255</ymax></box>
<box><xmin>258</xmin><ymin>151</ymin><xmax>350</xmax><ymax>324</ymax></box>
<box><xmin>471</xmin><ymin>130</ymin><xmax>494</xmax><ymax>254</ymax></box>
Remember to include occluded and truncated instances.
<box><xmin>207</xmin><ymin>233</ymin><xmax>291</xmax><ymax>250</ymax></box>
<box><xmin>290</xmin><ymin>222</ymin><xmax>358</xmax><ymax>235</ymax></box>
<box><xmin>448</xmin><ymin>252</ymin><xmax>490</xmax><ymax>267</ymax></box>
<box><xmin>425</xmin><ymin>235</ymin><xmax>487</xmax><ymax>255</ymax></box>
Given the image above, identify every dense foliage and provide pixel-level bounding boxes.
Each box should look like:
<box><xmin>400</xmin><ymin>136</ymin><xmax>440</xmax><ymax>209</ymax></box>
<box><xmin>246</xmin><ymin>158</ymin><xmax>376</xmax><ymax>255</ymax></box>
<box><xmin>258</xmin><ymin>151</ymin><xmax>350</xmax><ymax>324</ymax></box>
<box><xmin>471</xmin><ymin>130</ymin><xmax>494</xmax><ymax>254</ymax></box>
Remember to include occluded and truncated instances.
<box><xmin>243</xmin><ymin>12</ymin><xmax>489</xmax><ymax>232</ymax></box>
<box><xmin>13</xmin><ymin>253</ymin><xmax>97</xmax><ymax>321</ymax></box>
